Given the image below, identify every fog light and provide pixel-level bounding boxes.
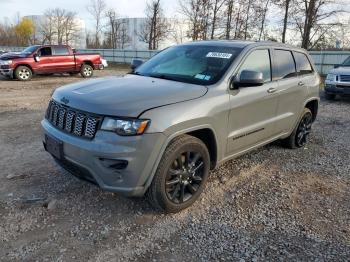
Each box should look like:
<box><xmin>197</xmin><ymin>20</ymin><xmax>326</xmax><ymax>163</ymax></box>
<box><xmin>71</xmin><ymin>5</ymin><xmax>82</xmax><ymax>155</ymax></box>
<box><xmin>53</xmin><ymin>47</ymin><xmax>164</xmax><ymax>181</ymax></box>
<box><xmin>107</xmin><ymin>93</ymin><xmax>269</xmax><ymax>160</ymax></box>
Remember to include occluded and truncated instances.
<box><xmin>99</xmin><ymin>158</ymin><xmax>128</xmax><ymax>170</ymax></box>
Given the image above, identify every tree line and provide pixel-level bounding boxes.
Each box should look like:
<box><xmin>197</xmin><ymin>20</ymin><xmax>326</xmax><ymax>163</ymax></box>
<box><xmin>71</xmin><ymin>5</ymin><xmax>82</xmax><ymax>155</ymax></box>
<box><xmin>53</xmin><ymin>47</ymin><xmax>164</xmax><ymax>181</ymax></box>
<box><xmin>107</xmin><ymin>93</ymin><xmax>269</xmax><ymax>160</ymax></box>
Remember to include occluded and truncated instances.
<box><xmin>0</xmin><ymin>0</ymin><xmax>348</xmax><ymax>50</ymax></box>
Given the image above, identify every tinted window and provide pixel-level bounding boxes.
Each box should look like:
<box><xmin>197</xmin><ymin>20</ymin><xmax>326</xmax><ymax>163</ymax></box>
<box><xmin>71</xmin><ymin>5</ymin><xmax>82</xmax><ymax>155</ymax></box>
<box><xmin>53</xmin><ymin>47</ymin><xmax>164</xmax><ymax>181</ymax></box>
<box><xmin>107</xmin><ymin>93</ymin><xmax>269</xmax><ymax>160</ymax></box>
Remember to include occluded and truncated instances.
<box><xmin>134</xmin><ymin>45</ymin><xmax>242</xmax><ymax>85</ymax></box>
<box><xmin>38</xmin><ymin>47</ymin><xmax>52</xmax><ymax>56</ymax></box>
<box><xmin>274</xmin><ymin>50</ymin><xmax>296</xmax><ymax>79</ymax></box>
<box><xmin>238</xmin><ymin>49</ymin><xmax>271</xmax><ymax>82</ymax></box>
<box><xmin>294</xmin><ymin>52</ymin><xmax>313</xmax><ymax>75</ymax></box>
<box><xmin>54</xmin><ymin>47</ymin><xmax>69</xmax><ymax>55</ymax></box>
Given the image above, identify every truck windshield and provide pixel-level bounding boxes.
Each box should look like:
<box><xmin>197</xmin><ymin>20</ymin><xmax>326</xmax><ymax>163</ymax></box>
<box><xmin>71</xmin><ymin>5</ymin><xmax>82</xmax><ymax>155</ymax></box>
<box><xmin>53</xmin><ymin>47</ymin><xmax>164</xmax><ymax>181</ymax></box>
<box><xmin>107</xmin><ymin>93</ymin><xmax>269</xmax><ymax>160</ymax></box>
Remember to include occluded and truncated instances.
<box><xmin>22</xmin><ymin>46</ymin><xmax>40</xmax><ymax>54</ymax></box>
<box><xmin>134</xmin><ymin>45</ymin><xmax>242</xmax><ymax>85</ymax></box>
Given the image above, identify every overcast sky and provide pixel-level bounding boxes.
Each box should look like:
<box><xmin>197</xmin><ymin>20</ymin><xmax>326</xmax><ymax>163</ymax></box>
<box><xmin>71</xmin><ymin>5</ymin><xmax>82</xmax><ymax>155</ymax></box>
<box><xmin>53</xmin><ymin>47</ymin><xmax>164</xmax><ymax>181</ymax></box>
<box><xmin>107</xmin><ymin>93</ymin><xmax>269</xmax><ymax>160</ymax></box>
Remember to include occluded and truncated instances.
<box><xmin>0</xmin><ymin>0</ymin><xmax>178</xmax><ymax>25</ymax></box>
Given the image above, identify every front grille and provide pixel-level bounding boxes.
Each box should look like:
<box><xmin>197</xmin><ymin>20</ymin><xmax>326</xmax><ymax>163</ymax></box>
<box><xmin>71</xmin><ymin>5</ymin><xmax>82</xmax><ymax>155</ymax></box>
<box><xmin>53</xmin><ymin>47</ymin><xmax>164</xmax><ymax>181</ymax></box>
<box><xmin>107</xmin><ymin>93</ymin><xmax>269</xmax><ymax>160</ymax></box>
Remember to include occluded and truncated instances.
<box><xmin>46</xmin><ymin>100</ymin><xmax>101</xmax><ymax>139</ymax></box>
<box><xmin>340</xmin><ymin>75</ymin><xmax>350</xmax><ymax>82</ymax></box>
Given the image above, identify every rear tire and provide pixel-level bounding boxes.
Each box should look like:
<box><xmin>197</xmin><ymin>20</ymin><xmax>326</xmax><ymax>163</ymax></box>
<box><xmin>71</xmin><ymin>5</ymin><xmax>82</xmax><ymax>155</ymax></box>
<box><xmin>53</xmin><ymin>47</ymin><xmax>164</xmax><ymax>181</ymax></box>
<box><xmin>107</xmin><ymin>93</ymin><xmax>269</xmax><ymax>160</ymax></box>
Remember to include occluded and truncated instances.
<box><xmin>282</xmin><ymin>108</ymin><xmax>313</xmax><ymax>149</ymax></box>
<box><xmin>146</xmin><ymin>135</ymin><xmax>210</xmax><ymax>213</ymax></box>
<box><xmin>324</xmin><ymin>92</ymin><xmax>335</xmax><ymax>100</ymax></box>
<box><xmin>15</xmin><ymin>66</ymin><xmax>32</xmax><ymax>81</ymax></box>
<box><xmin>80</xmin><ymin>64</ymin><xmax>94</xmax><ymax>78</ymax></box>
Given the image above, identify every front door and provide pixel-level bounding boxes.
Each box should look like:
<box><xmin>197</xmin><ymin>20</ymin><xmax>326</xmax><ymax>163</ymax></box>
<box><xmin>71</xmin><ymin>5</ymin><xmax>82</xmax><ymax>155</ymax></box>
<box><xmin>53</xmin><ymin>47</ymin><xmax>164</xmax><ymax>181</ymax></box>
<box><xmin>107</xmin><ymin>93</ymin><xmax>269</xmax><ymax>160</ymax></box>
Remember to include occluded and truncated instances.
<box><xmin>226</xmin><ymin>49</ymin><xmax>279</xmax><ymax>156</ymax></box>
<box><xmin>35</xmin><ymin>47</ymin><xmax>54</xmax><ymax>73</ymax></box>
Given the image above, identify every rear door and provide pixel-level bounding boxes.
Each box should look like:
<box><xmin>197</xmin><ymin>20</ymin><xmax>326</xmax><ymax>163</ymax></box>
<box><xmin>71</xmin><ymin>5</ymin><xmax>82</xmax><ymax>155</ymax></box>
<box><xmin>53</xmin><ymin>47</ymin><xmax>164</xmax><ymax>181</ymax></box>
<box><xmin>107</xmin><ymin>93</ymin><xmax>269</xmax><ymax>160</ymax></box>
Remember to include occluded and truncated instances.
<box><xmin>226</xmin><ymin>48</ymin><xmax>280</xmax><ymax>156</ymax></box>
<box><xmin>52</xmin><ymin>46</ymin><xmax>76</xmax><ymax>72</ymax></box>
<box><xmin>272</xmin><ymin>49</ymin><xmax>306</xmax><ymax>134</ymax></box>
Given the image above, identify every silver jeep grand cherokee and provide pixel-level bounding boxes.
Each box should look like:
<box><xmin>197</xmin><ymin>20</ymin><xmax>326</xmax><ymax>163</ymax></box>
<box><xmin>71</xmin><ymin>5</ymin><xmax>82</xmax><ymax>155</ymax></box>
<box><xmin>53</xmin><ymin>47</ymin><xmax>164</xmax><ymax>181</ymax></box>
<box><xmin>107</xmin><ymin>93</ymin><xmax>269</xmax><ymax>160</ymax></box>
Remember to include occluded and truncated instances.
<box><xmin>42</xmin><ymin>41</ymin><xmax>320</xmax><ymax>213</ymax></box>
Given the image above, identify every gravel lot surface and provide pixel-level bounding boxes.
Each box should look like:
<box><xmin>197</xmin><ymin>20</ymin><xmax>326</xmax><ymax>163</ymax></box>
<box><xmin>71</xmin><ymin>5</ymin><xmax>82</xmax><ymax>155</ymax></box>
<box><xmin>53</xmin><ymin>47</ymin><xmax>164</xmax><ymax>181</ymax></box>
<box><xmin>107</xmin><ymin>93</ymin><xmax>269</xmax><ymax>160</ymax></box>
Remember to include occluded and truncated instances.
<box><xmin>0</xmin><ymin>69</ymin><xmax>349</xmax><ymax>261</ymax></box>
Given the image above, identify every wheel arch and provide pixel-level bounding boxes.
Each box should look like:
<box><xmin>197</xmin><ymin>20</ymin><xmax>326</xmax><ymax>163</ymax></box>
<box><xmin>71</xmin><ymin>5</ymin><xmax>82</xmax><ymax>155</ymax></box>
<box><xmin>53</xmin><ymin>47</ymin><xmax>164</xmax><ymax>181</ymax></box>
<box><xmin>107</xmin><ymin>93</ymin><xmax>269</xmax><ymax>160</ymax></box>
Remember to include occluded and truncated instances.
<box><xmin>14</xmin><ymin>64</ymin><xmax>34</xmax><ymax>73</ymax></box>
<box><xmin>304</xmin><ymin>98</ymin><xmax>319</xmax><ymax>122</ymax></box>
<box><xmin>143</xmin><ymin>125</ymin><xmax>219</xmax><ymax>193</ymax></box>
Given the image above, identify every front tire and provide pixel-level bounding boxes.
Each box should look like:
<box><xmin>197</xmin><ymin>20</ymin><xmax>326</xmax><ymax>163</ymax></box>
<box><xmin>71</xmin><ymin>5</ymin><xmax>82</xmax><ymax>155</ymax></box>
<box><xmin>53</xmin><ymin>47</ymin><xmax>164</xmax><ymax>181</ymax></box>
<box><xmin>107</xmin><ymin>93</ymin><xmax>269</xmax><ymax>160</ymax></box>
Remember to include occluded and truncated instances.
<box><xmin>282</xmin><ymin>108</ymin><xmax>313</xmax><ymax>149</ymax></box>
<box><xmin>146</xmin><ymin>135</ymin><xmax>210</xmax><ymax>213</ymax></box>
<box><xmin>80</xmin><ymin>64</ymin><xmax>94</xmax><ymax>78</ymax></box>
<box><xmin>15</xmin><ymin>66</ymin><xmax>32</xmax><ymax>81</ymax></box>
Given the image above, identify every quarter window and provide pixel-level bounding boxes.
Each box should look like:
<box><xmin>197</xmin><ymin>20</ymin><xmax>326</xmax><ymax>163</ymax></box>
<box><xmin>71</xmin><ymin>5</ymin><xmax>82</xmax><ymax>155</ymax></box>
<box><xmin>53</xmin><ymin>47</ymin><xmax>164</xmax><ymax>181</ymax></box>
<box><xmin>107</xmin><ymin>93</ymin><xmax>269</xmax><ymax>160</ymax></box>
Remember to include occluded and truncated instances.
<box><xmin>274</xmin><ymin>50</ymin><xmax>296</xmax><ymax>80</ymax></box>
<box><xmin>294</xmin><ymin>52</ymin><xmax>313</xmax><ymax>75</ymax></box>
<box><xmin>53</xmin><ymin>47</ymin><xmax>69</xmax><ymax>55</ymax></box>
<box><xmin>238</xmin><ymin>49</ymin><xmax>271</xmax><ymax>82</ymax></box>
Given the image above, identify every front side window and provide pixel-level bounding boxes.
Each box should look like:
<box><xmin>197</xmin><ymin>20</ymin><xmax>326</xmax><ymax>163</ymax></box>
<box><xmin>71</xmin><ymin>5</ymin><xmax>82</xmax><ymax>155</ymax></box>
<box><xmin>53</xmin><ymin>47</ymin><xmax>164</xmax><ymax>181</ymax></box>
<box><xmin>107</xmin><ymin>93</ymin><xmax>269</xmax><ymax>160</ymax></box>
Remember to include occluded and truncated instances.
<box><xmin>54</xmin><ymin>47</ymin><xmax>69</xmax><ymax>55</ymax></box>
<box><xmin>238</xmin><ymin>49</ymin><xmax>271</xmax><ymax>82</ymax></box>
<box><xmin>274</xmin><ymin>50</ymin><xmax>296</xmax><ymax>79</ymax></box>
<box><xmin>294</xmin><ymin>52</ymin><xmax>313</xmax><ymax>75</ymax></box>
<box><xmin>38</xmin><ymin>47</ymin><xmax>52</xmax><ymax>57</ymax></box>
<box><xmin>134</xmin><ymin>45</ymin><xmax>242</xmax><ymax>85</ymax></box>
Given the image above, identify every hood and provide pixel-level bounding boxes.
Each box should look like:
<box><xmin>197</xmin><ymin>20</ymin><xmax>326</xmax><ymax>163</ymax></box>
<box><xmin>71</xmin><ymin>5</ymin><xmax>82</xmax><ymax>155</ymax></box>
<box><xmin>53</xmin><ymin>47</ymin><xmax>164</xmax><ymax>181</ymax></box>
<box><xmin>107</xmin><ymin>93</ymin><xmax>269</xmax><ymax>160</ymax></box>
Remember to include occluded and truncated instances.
<box><xmin>0</xmin><ymin>52</ymin><xmax>28</xmax><ymax>60</ymax></box>
<box><xmin>329</xmin><ymin>66</ymin><xmax>350</xmax><ymax>75</ymax></box>
<box><xmin>52</xmin><ymin>74</ymin><xmax>208</xmax><ymax>117</ymax></box>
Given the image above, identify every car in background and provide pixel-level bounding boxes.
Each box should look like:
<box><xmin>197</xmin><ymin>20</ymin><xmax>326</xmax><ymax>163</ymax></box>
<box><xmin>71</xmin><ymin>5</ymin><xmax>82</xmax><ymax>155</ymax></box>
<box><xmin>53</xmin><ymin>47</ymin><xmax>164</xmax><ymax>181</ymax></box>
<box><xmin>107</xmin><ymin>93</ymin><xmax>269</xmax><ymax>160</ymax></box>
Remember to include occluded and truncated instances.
<box><xmin>324</xmin><ymin>56</ymin><xmax>350</xmax><ymax>99</ymax></box>
<box><xmin>0</xmin><ymin>45</ymin><xmax>105</xmax><ymax>81</ymax></box>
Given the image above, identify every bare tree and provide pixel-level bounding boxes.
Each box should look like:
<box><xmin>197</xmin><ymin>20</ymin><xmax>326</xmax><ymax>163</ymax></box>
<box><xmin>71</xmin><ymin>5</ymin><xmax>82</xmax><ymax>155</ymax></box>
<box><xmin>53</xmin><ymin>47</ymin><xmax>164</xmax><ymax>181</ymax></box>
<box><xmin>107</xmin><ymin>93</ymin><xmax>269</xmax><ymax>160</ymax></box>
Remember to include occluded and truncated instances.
<box><xmin>87</xmin><ymin>0</ymin><xmax>106</xmax><ymax>48</ymax></box>
<box><xmin>210</xmin><ymin>0</ymin><xmax>225</xmax><ymax>39</ymax></box>
<box><xmin>140</xmin><ymin>0</ymin><xmax>170</xmax><ymax>50</ymax></box>
<box><xmin>41</xmin><ymin>9</ymin><xmax>56</xmax><ymax>44</ymax></box>
<box><xmin>293</xmin><ymin>0</ymin><xmax>345</xmax><ymax>49</ymax></box>
<box><xmin>179</xmin><ymin>0</ymin><xmax>212</xmax><ymax>40</ymax></box>
<box><xmin>258</xmin><ymin>0</ymin><xmax>270</xmax><ymax>40</ymax></box>
<box><xmin>105</xmin><ymin>9</ymin><xmax>119</xmax><ymax>48</ymax></box>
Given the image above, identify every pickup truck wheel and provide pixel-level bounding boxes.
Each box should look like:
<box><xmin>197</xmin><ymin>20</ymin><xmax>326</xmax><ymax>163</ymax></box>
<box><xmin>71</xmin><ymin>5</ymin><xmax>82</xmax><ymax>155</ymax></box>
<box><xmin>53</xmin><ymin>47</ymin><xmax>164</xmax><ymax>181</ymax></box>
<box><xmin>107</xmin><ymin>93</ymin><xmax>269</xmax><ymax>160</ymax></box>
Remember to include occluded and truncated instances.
<box><xmin>282</xmin><ymin>108</ymin><xmax>313</xmax><ymax>149</ymax></box>
<box><xmin>80</xmin><ymin>64</ymin><xmax>94</xmax><ymax>78</ymax></box>
<box><xmin>146</xmin><ymin>135</ymin><xmax>210</xmax><ymax>213</ymax></box>
<box><xmin>15</xmin><ymin>66</ymin><xmax>32</xmax><ymax>81</ymax></box>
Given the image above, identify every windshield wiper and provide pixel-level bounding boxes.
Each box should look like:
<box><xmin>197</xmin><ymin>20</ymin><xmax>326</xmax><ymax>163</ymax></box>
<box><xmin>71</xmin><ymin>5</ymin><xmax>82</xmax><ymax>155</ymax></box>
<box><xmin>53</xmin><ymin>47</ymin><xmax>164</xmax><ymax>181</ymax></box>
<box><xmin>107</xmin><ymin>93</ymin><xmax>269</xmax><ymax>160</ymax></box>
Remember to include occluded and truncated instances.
<box><xmin>148</xmin><ymin>73</ymin><xmax>180</xmax><ymax>82</ymax></box>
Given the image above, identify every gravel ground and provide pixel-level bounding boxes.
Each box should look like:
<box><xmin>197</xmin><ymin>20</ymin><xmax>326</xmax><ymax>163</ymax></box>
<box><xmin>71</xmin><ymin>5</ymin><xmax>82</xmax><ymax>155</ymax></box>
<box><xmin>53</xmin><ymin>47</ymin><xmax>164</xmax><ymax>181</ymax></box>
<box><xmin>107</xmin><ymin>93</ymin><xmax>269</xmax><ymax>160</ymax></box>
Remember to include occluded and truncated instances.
<box><xmin>0</xmin><ymin>69</ymin><xmax>349</xmax><ymax>261</ymax></box>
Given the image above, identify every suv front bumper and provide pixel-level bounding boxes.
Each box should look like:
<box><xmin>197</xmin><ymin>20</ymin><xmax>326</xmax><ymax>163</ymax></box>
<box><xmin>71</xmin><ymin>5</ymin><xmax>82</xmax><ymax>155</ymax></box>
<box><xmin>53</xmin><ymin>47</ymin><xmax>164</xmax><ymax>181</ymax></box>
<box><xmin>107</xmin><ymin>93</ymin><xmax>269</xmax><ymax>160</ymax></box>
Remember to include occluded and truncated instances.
<box><xmin>325</xmin><ymin>80</ymin><xmax>350</xmax><ymax>95</ymax></box>
<box><xmin>41</xmin><ymin>119</ymin><xmax>167</xmax><ymax>196</ymax></box>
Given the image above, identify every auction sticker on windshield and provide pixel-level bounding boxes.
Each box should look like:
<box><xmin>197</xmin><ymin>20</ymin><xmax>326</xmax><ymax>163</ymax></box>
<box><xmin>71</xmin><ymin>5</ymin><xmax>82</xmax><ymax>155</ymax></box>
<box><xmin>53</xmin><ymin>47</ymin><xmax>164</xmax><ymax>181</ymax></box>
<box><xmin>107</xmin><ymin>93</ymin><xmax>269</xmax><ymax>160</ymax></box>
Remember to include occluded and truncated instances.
<box><xmin>206</xmin><ymin>52</ymin><xmax>232</xmax><ymax>59</ymax></box>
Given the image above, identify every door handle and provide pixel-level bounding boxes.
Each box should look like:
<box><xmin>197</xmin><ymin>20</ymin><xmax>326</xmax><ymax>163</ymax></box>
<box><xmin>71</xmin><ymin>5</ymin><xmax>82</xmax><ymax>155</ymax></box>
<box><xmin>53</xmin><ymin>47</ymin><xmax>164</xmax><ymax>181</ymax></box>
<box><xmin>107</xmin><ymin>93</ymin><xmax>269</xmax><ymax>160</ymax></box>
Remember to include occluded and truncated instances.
<box><xmin>267</xmin><ymin>87</ymin><xmax>277</xmax><ymax>93</ymax></box>
<box><xmin>298</xmin><ymin>81</ymin><xmax>305</xmax><ymax>86</ymax></box>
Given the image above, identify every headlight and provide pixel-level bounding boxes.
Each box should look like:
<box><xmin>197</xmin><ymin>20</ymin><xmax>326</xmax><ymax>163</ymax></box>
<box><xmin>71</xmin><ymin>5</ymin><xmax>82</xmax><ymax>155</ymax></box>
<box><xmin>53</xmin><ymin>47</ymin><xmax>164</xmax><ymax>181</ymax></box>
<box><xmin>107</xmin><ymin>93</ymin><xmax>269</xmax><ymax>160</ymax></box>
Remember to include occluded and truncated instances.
<box><xmin>0</xmin><ymin>60</ymin><xmax>12</xmax><ymax>65</ymax></box>
<box><xmin>326</xmin><ymin>73</ymin><xmax>337</xmax><ymax>81</ymax></box>
<box><xmin>101</xmin><ymin>117</ymin><xmax>150</xmax><ymax>136</ymax></box>
<box><xmin>4</xmin><ymin>60</ymin><xmax>12</xmax><ymax>65</ymax></box>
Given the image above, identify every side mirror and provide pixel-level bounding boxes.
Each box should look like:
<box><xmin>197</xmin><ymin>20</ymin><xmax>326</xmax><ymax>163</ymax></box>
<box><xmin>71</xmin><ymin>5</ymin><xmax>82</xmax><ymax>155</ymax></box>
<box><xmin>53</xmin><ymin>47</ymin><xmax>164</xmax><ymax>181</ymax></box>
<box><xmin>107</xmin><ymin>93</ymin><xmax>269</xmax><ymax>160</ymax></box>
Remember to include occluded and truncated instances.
<box><xmin>130</xmin><ymin>59</ymin><xmax>143</xmax><ymax>71</ymax></box>
<box><xmin>34</xmin><ymin>54</ymin><xmax>40</xmax><ymax>62</ymax></box>
<box><xmin>231</xmin><ymin>70</ymin><xmax>264</xmax><ymax>89</ymax></box>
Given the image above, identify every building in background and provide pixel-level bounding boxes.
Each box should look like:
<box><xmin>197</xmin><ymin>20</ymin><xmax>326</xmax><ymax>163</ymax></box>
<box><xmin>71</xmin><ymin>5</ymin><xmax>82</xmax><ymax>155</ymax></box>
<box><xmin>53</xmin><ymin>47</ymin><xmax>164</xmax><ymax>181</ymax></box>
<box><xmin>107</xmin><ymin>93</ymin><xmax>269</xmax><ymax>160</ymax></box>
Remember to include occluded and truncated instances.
<box><xmin>24</xmin><ymin>15</ymin><xmax>86</xmax><ymax>48</ymax></box>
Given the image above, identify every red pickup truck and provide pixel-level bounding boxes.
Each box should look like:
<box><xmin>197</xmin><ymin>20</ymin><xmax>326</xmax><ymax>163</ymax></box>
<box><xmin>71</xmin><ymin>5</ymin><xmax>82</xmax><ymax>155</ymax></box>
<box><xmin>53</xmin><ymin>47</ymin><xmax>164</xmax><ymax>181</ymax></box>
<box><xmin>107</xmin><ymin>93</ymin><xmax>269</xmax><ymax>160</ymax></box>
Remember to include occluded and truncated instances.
<box><xmin>0</xmin><ymin>45</ymin><xmax>105</xmax><ymax>81</ymax></box>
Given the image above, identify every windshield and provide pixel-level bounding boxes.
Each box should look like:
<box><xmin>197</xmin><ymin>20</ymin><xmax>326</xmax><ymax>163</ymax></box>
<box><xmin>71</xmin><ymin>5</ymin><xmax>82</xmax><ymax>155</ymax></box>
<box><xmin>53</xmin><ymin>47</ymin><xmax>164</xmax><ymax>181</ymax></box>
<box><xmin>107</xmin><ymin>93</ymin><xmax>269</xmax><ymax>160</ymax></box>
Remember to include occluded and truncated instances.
<box><xmin>342</xmin><ymin>56</ymin><xmax>350</xmax><ymax>66</ymax></box>
<box><xmin>134</xmin><ymin>45</ymin><xmax>242</xmax><ymax>85</ymax></box>
<box><xmin>22</xmin><ymin>45</ymin><xmax>40</xmax><ymax>54</ymax></box>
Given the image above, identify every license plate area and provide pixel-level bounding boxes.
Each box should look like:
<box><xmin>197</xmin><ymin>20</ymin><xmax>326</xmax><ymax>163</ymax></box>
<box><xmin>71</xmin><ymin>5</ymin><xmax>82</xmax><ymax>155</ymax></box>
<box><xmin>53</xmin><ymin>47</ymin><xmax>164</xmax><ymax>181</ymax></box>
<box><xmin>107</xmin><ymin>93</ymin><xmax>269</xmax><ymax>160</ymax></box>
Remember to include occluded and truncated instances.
<box><xmin>45</xmin><ymin>135</ymin><xmax>63</xmax><ymax>159</ymax></box>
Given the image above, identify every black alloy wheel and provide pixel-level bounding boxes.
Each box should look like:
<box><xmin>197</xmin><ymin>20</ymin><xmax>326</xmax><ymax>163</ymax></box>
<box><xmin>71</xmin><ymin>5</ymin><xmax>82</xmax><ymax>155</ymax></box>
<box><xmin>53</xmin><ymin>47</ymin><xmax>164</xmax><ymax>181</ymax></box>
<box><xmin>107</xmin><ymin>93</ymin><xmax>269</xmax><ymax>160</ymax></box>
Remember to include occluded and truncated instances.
<box><xmin>165</xmin><ymin>151</ymin><xmax>205</xmax><ymax>204</ymax></box>
<box><xmin>295</xmin><ymin>111</ymin><xmax>313</xmax><ymax>147</ymax></box>
<box><xmin>146</xmin><ymin>135</ymin><xmax>210</xmax><ymax>213</ymax></box>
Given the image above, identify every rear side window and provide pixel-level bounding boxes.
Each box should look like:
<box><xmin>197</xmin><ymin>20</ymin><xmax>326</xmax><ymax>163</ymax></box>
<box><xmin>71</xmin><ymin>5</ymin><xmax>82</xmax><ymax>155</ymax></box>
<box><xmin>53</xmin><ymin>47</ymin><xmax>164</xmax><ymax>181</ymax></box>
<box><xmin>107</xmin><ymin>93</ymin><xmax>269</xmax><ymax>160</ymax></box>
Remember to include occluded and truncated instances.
<box><xmin>274</xmin><ymin>50</ymin><xmax>296</xmax><ymax>80</ymax></box>
<box><xmin>238</xmin><ymin>49</ymin><xmax>271</xmax><ymax>82</ymax></box>
<box><xmin>53</xmin><ymin>47</ymin><xmax>69</xmax><ymax>55</ymax></box>
<box><xmin>38</xmin><ymin>47</ymin><xmax>52</xmax><ymax>56</ymax></box>
<box><xmin>294</xmin><ymin>52</ymin><xmax>313</xmax><ymax>75</ymax></box>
